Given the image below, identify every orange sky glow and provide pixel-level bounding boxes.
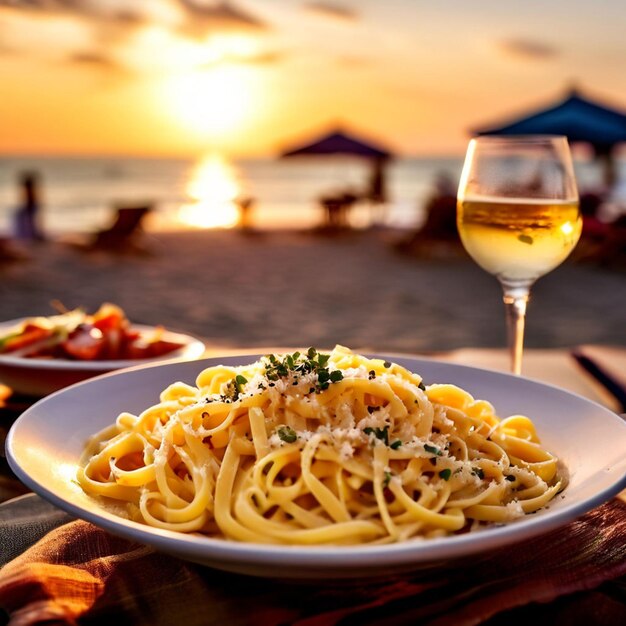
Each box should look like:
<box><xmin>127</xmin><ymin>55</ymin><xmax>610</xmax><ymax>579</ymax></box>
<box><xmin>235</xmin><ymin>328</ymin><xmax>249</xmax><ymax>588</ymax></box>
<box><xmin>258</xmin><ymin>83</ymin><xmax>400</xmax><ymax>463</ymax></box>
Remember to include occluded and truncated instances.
<box><xmin>1</xmin><ymin>0</ymin><xmax>626</xmax><ymax>158</ymax></box>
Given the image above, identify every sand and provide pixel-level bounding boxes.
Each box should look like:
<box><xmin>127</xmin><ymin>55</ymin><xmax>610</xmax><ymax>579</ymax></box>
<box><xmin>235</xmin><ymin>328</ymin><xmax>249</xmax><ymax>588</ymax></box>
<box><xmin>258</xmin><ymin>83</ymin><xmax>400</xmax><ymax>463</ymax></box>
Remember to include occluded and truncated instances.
<box><xmin>0</xmin><ymin>228</ymin><xmax>624</xmax><ymax>354</ymax></box>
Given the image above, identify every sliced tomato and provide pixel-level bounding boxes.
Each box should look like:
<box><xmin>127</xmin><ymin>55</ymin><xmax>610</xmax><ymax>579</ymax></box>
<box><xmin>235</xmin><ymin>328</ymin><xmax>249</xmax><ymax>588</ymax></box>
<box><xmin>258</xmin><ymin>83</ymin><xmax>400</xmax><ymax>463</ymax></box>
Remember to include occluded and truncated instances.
<box><xmin>92</xmin><ymin>303</ymin><xmax>129</xmax><ymax>332</ymax></box>
<box><xmin>93</xmin><ymin>313</ymin><xmax>125</xmax><ymax>332</ymax></box>
<box><xmin>62</xmin><ymin>324</ymin><xmax>106</xmax><ymax>360</ymax></box>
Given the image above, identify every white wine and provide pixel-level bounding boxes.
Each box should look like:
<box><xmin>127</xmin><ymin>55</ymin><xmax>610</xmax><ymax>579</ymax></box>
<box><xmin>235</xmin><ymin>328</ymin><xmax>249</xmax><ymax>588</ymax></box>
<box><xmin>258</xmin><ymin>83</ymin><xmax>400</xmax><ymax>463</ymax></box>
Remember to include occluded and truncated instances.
<box><xmin>457</xmin><ymin>135</ymin><xmax>580</xmax><ymax>375</ymax></box>
<box><xmin>457</xmin><ymin>197</ymin><xmax>582</xmax><ymax>282</ymax></box>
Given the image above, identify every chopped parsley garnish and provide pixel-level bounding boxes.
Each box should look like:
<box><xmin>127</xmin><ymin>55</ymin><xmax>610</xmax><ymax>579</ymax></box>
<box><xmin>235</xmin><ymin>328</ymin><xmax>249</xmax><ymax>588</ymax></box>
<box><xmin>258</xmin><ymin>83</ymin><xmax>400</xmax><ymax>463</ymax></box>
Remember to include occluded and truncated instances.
<box><xmin>368</xmin><ymin>370</ymin><xmax>376</xmax><ymax>380</ymax></box>
<box><xmin>383</xmin><ymin>471</ymin><xmax>392</xmax><ymax>488</ymax></box>
<box><xmin>505</xmin><ymin>474</ymin><xmax>516</xmax><ymax>482</ymax></box>
<box><xmin>383</xmin><ymin>361</ymin><xmax>392</xmax><ymax>368</ymax></box>
<box><xmin>265</xmin><ymin>353</ymin><xmax>290</xmax><ymax>380</ymax></box>
<box><xmin>221</xmin><ymin>374</ymin><xmax>249</xmax><ymax>402</ymax></box>
<box><xmin>518</xmin><ymin>234</ymin><xmax>534</xmax><ymax>245</ymax></box>
<box><xmin>438</xmin><ymin>469</ymin><xmax>452</xmax><ymax>481</ymax></box>
<box><xmin>277</xmin><ymin>426</ymin><xmax>297</xmax><ymax>443</ymax></box>
<box><xmin>424</xmin><ymin>444</ymin><xmax>443</xmax><ymax>456</ymax></box>
<box><xmin>263</xmin><ymin>348</ymin><xmax>343</xmax><ymax>393</ymax></box>
<box><xmin>363</xmin><ymin>426</ymin><xmax>389</xmax><ymax>446</ymax></box>
<box><xmin>418</xmin><ymin>381</ymin><xmax>426</xmax><ymax>391</ymax></box>
<box><xmin>472</xmin><ymin>467</ymin><xmax>485</xmax><ymax>479</ymax></box>
<box><xmin>390</xmin><ymin>440</ymin><xmax>402</xmax><ymax>450</ymax></box>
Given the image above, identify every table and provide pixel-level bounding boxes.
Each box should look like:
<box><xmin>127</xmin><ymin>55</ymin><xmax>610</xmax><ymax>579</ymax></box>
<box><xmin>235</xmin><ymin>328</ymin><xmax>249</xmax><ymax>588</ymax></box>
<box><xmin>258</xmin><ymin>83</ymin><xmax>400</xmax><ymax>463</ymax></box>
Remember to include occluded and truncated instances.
<box><xmin>0</xmin><ymin>346</ymin><xmax>626</xmax><ymax>626</ymax></box>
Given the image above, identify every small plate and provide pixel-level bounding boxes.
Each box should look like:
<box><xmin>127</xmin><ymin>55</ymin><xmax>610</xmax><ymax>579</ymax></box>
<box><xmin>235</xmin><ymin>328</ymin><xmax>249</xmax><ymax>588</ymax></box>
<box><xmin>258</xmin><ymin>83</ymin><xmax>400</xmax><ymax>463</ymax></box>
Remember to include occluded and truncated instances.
<box><xmin>0</xmin><ymin>318</ymin><xmax>205</xmax><ymax>396</ymax></box>
<box><xmin>6</xmin><ymin>354</ymin><xmax>626</xmax><ymax>578</ymax></box>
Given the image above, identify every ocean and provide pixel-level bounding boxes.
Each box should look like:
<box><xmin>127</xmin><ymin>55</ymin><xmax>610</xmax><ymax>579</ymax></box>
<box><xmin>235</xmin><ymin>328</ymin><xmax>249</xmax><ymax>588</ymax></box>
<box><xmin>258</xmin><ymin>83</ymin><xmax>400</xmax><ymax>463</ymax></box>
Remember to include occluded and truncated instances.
<box><xmin>0</xmin><ymin>154</ymin><xmax>616</xmax><ymax>236</ymax></box>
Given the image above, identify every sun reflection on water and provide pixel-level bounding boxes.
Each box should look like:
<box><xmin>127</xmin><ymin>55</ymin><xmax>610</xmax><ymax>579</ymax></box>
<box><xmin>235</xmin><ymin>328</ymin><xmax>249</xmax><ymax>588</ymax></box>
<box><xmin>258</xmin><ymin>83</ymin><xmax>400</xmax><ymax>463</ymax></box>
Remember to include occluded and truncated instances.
<box><xmin>177</xmin><ymin>154</ymin><xmax>241</xmax><ymax>229</ymax></box>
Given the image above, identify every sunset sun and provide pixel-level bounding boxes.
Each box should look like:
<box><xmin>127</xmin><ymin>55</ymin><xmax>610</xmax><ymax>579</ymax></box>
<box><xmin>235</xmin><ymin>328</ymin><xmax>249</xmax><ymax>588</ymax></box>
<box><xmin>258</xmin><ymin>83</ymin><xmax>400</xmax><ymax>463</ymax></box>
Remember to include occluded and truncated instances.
<box><xmin>164</xmin><ymin>65</ymin><xmax>252</xmax><ymax>140</ymax></box>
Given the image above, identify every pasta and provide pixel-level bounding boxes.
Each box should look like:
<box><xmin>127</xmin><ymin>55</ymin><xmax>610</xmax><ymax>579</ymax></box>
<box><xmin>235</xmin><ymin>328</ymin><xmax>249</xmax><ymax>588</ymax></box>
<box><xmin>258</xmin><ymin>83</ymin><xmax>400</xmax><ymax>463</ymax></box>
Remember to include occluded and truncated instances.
<box><xmin>77</xmin><ymin>346</ymin><xmax>564</xmax><ymax>545</ymax></box>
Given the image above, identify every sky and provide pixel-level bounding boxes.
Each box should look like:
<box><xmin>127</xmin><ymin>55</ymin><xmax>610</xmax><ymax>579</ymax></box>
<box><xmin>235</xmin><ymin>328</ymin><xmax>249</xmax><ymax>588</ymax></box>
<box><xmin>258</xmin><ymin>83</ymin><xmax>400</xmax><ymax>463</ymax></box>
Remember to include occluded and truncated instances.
<box><xmin>0</xmin><ymin>0</ymin><xmax>625</xmax><ymax>158</ymax></box>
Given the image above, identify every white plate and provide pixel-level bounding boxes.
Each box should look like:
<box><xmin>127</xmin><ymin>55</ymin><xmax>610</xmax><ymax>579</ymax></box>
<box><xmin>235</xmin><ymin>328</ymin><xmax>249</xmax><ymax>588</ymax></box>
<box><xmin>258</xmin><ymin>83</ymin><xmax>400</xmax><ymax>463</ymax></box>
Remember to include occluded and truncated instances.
<box><xmin>0</xmin><ymin>318</ymin><xmax>205</xmax><ymax>396</ymax></box>
<box><xmin>6</xmin><ymin>354</ymin><xmax>626</xmax><ymax>579</ymax></box>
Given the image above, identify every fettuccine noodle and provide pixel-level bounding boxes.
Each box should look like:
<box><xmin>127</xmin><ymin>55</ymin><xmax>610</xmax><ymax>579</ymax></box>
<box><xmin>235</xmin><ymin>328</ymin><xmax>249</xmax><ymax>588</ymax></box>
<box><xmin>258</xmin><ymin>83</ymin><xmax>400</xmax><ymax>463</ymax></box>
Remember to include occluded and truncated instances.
<box><xmin>77</xmin><ymin>346</ymin><xmax>563</xmax><ymax>544</ymax></box>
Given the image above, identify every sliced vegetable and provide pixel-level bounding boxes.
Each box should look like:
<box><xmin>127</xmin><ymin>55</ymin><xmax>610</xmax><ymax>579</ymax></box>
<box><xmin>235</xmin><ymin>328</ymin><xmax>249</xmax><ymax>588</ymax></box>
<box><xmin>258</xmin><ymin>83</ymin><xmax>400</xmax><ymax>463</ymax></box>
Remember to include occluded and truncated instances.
<box><xmin>0</xmin><ymin>304</ymin><xmax>186</xmax><ymax>361</ymax></box>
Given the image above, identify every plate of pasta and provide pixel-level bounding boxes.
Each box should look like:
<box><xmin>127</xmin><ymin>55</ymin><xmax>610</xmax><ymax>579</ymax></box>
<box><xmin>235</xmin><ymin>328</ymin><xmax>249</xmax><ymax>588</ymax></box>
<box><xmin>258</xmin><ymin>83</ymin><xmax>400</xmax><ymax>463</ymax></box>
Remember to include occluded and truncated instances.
<box><xmin>6</xmin><ymin>346</ymin><xmax>626</xmax><ymax>578</ymax></box>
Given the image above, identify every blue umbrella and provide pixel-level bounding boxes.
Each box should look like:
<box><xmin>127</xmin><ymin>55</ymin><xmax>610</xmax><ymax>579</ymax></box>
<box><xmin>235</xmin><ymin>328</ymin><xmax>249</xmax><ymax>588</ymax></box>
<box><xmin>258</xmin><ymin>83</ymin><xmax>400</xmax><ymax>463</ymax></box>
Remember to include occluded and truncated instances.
<box><xmin>475</xmin><ymin>88</ymin><xmax>626</xmax><ymax>152</ymax></box>
<box><xmin>475</xmin><ymin>87</ymin><xmax>626</xmax><ymax>185</ymax></box>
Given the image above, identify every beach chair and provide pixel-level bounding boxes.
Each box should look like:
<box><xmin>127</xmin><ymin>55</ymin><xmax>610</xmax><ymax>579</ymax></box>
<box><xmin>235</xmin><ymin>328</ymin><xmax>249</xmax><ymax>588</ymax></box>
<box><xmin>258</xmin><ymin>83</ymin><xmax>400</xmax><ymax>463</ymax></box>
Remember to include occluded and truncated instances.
<box><xmin>89</xmin><ymin>204</ymin><xmax>153</xmax><ymax>253</ymax></box>
<box><xmin>318</xmin><ymin>191</ymin><xmax>359</xmax><ymax>231</ymax></box>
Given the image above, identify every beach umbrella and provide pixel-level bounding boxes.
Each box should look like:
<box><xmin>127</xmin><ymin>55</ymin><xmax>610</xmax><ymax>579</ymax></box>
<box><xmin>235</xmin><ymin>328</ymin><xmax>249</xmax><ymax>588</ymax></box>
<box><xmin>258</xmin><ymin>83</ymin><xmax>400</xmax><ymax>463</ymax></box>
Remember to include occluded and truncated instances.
<box><xmin>474</xmin><ymin>87</ymin><xmax>626</xmax><ymax>186</ymax></box>
<box><xmin>281</xmin><ymin>128</ymin><xmax>392</xmax><ymax>159</ymax></box>
<box><xmin>281</xmin><ymin>128</ymin><xmax>392</xmax><ymax>209</ymax></box>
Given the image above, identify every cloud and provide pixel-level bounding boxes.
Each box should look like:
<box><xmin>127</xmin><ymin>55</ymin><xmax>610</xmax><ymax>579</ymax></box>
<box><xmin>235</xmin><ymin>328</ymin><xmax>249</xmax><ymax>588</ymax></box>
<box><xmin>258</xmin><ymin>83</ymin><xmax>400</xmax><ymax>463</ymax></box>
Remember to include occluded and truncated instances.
<box><xmin>497</xmin><ymin>38</ymin><xmax>559</xmax><ymax>61</ymax></box>
<box><xmin>67</xmin><ymin>50</ymin><xmax>125</xmax><ymax>72</ymax></box>
<box><xmin>0</xmin><ymin>1</ymin><xmax>48</xmax><ymax>9</ymax></box>
<box><xmin>176</xmin><ymin>0</ymin><xmax>267</xmax><ymax>38</ymax></box>
<box><xmin>195</xmin><ymin>49</ymin><xmax>285</xmax><ymax>71</ymax></box>
<box><xmin>0</xmin><ymin>1</ymin><xmax>137</xmax><ymax>20</ymax></box>
<box><xmin>0</xmin><ymin>1</ymin><xmax>266</xmax><ymax>35</ymax></box>
<box><xmin>304</xmin><ymin>2</ymin><xmax>358</xmax><ymax>21</ymax></box>
<box><xmin>0</xmin><ymin>0</ymin><xmax>152</xmax><ymax>40</ymax></box>
<box><xmin>0</xmin><ymin>0</ymin><xmax>271</xmax><ymax>75</ymax></box>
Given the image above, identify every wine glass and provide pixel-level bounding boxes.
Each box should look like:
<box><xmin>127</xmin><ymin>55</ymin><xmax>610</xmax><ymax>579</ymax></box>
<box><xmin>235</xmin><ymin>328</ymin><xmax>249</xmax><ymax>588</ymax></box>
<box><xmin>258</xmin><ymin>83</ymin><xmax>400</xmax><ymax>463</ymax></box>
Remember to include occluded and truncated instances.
<box><xmin>457</xmin><ymin>136</ymin><xmax>581</xmax><ymax>375</ymax></box>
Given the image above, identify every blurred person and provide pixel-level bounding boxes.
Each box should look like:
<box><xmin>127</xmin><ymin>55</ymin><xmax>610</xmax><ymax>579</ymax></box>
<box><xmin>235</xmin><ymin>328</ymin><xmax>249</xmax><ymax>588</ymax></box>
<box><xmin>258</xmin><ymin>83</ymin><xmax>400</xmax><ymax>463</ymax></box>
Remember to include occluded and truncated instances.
<box><xmin>366</xmin><ymin>156</ymin><xmax>389</xmax><ymax>226</ymax></box>
<box><xmin>13</xmin><ymin>171</ymin><xmax>45</xmax><ymax>242</ymax></box>
<box><xmin>420</xmin><ymin>171</ymin><xmax>458</xmax><ymax>240</ymax></box>
<box><xmin>598</xmin><ymin>178</ymin><xmax>626</xmax><ymax>223</ymax></box>
<box><xmin>394</xmin><ymin>171</ymin><xmax>459</xmax><ymax>256</ymax></box>
<box><xmin>367</xmin><ymin>157</ymin><xmax>388</xmax><ymax>204</ymax></box>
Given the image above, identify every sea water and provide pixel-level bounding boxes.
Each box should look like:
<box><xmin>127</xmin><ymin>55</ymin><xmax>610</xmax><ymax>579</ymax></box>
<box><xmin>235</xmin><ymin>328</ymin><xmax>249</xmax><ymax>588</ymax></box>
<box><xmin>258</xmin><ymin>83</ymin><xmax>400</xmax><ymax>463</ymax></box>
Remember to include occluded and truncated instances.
<box><xmin>0</xmin><ymin>154</ymin><xmax>613</xmax><ymax>236</ymax></box>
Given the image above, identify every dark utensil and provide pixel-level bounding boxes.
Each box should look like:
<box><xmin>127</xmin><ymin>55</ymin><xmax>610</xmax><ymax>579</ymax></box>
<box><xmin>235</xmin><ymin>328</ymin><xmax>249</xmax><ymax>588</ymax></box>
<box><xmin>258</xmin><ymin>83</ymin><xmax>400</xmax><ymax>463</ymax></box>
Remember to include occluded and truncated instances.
<box><xmin>571</xmin><ymin>350</ymin><xmax>626</xmax><ymax>413</ymax></box>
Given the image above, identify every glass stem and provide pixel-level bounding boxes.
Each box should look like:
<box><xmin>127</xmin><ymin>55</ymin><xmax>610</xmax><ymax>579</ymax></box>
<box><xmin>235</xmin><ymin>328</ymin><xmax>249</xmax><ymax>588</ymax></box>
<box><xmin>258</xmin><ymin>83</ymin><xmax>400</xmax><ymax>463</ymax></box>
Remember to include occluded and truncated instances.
<box><xmin>501</xmin><ymin>281</ymin><xmax>531</xmax><ymax>376</ymax></box>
